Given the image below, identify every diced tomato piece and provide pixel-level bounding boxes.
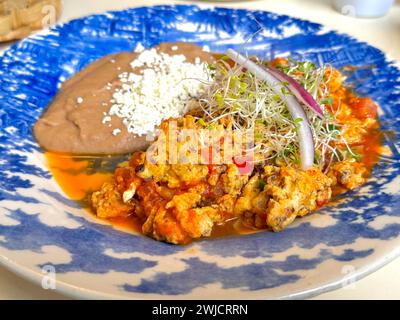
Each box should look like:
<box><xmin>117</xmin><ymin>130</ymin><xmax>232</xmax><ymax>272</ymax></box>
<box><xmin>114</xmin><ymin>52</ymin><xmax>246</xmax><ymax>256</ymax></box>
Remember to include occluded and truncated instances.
<box><xmin>233</xmin><ymin>157</ymin><xmax>247</xmax><ymax>168</ymax></box>
<box><xmin>202</xmin><ymin>146</ymin><xmax>214</xmax><ymax>173</ymax></box>
<box><xmin>269</xmin><ymin>57</ymin><xmax>290</xmax><ymax>68</ymax></box>
<box><xmin>233</xmin><ymin>155</ymin><xmax>254</xmax><ymax>175</ymax></box>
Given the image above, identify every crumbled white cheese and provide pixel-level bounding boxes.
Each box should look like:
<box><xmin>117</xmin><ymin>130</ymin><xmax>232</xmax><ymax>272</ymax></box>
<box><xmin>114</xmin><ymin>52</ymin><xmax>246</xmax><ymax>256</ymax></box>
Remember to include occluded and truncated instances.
<box><xmin>105</xmin><ymin>82</ymin><xmax>112</xmax><ymax>90</ymax></box>
<box><xmin>202</xmin><ymin>45</ymin><xmax>210</xmax><ymax>52</ymax></box>
<box><xmin>134</xmin><ymin>43</ymin><xmax>145</xmax><ymax>53</ymax></box>
<box><xmin>104</xmin><ymin>48</ymin><xmax>212</xmax><ymax>136</ymax></box>
<box><xmin>112</xmin><ymin>128</ymin><xmax>121</xmax><ymax>136</ymax></box>
<box><xmin>171</xmin><ymin>45</ymin><xmax>178</xmax><ymax>51</ymax></box>
<box><xmin>102</xmin><ymin>116</ymin><xmax>111</xmax><ymax>124</ymax></box>
<box><xmin>77</xmin><ymin>97</ymin><xmax>83</xmax><ymax>104</ymax></box>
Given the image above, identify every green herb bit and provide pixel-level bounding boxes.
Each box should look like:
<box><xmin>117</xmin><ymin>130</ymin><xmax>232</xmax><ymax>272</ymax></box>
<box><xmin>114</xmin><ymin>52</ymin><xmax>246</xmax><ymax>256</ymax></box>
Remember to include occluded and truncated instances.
<box><xmin>198</xmin><ymin>118</ymin><xmax>207</xmax><ymax>127</ymax></box>
<box><xmin>258</xmin><ymin>180</ymin><xmax>266</xmax><ymax>191</ymax></box>
<box><xmin>280</xmin><ymin>87</ymin><xmax>290</xmax><ymax>95</ymax></box>
<box><xmin>255</xmin><ymin>133</ymin><xmax>264</xmax><ymax>139</ymax></box>
<box><xmin>207</xmin><ymin>63</ymin><xmax>216</xmax><ymax>71</ymax></box>
<box><xmin>321</xmin><ymin>96</ymin><xmax>333</xmax><ymax>106</ymax></box>
<box><xmin>349</xmin><ymin>150</ymin><xmax>362</xmax><ymax>161</ymax></box>
<box><xmin>327</xmin><ymin>124</ymin><xmax>339</xmax><ymax>132</ymax></box>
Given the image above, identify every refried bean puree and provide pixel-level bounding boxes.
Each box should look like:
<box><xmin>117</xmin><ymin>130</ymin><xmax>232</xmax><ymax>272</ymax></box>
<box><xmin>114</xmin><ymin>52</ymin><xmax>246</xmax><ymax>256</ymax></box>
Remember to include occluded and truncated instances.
<box><xmin>33</xmin><ymin>42</ymin><xmax>214</xmax><ymax>154</ymax></box>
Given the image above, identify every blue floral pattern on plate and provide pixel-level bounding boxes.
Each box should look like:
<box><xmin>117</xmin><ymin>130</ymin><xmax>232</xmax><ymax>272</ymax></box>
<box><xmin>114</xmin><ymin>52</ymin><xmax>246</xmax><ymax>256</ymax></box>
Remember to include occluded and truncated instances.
<box><xmin>0</xmin><ymin>5</ymin><xmax>399</xmax><ymax>299</ymax></box>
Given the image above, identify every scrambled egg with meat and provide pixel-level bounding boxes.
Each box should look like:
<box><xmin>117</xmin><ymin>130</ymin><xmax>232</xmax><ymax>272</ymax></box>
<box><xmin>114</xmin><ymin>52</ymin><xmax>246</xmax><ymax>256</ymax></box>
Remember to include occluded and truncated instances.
<box><xmin>92</xmin><ymin>114</ymin><xmax>374</xmax><ymax>244</ymax></box>
<box><xmin>92</xmin><ymin>146</ymin><xmax>334</xmax><ymax>244</ymax></box>
<box><xmin>235</xmin><ymin>166</ymin><xmax>332</xmax><ymax>231</ymax></box>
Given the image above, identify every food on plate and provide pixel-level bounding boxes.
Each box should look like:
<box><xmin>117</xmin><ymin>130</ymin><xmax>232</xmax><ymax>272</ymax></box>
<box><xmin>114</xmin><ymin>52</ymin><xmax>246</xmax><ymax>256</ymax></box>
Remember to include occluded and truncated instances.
<box><xmin>38</xmin><ymin>42</ymin><xmax>382</xmax><ymax>244</ymax></box>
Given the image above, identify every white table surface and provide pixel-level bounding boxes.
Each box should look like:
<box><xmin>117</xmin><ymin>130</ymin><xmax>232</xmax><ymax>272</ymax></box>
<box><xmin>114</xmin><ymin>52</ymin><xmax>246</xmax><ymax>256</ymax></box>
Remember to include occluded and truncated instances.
<box><xmin>0</xmin><ymin>0</ymin><xmax>399</xmax><ymax>300</ymax></box>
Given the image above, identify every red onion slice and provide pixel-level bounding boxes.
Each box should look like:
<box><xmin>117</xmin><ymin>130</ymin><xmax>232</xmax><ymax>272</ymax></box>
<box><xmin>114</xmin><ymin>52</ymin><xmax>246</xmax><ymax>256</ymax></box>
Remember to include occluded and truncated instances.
<box><xmin>265</xmin><ymin>66</ymin><xmax>324</xmax><ymax>117</ymax></box>
<box><xmin>226</xmin><ymin>49</ymin><xmax>315</xmax><ymax>170</ymax></box>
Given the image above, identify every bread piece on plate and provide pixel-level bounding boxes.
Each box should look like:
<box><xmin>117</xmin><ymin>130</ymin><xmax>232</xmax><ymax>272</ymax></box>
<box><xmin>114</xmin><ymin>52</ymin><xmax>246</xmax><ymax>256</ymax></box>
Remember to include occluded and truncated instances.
<box><xmin>0</xmin><ymin>0</ymin><xmax>61</xmax><ymax>42</ymax></box>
